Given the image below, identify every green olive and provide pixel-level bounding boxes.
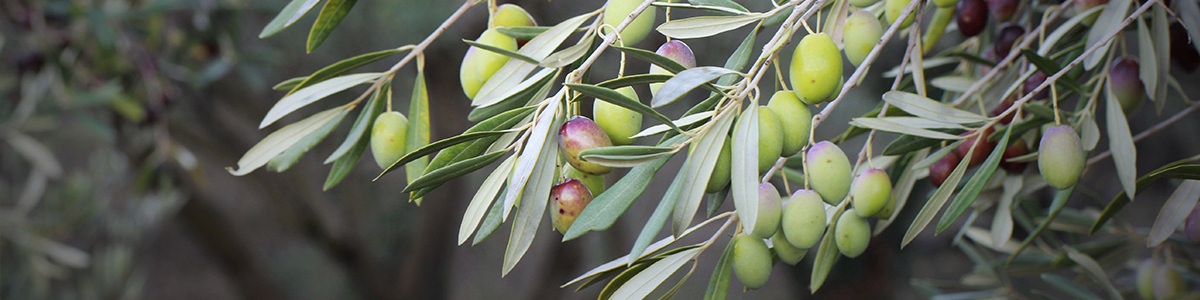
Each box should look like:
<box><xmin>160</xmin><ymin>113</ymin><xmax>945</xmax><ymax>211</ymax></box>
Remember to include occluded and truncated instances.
<box><xmin>756</xmin><ymin>106</ymin><xmax>785</xmax><ymax>173</ymax></box>
<box><xmin>491</xmin><ymin>4</ymin><xmax>536</xmax><ymax>28</ymax></box>
<box><xmin>834</xmin><ymin>210</ymin><xmax>870</xmax><ymax>258</ymax></box>
<box><xmin>370</xmin><ymin>111</ymin><xmax>409</xmax><ymax>170</ymax></box>
<box><xmin>1037</xmin><ymin>125</ymin><xmax>1084</xmax><ymax>189</ymax></box>
<box><xmin>1154</xmin><ymin>264</ymin><xmax>1186</xmax><ymax>300</ymax></box>
<box><xmin>564</xmin><ymin>164</ymin><xmax>606</xmax><ymax>196</ymax></box>
<box><xmin>594</xmin><ymin>87</ymin><xmax>643</xmax><ymax>145</ymax></box>
<box><xmin>460</xmin><ymin>28</ymin><xmax>517</xmax><ymax>99</ymax></box>
<box><xmin>782</xmin><ymin>190</ymin><xmax>827</xmax><ymax>249</ymax></box>
<box><xmin>1136</xmin><ymin>259</ymin><xmax>1157</xmax><ymax>300</ymax></box>
<box><xmin>850</xmin><ymin>0</ymin><xmax>881</xmax><ymax>7</ymax></box>
<box><xmin>886</xmin><ymin>0</ymin><xmax>917</xmax><ymax>29</ymax></box>
<box><xmin>851</xmin><ymin>168</ymin><xmax>892</xmax><ymax>217</ymax></box>
<box><xmin>603</xmin><ymin>0</ymin><xmax>657</xmax><ymax>46</ymax></box>
<box><xmin>842</xmin><ymin>11</ymin><xmax>884</xmax><ymax>67</ymax></box>
<box><xmin>789</xmin><ymin>33</ymin><xmax>844</xmax><ymax>104</ymax></box>
<box><xmin>806</xmin><ymin>141</ymin><xmax>853</xmax><ymax>204</ymax></box>
<box><xmin>706</xmin><ymin>138</ymin><xmax>733</xmax><ymax>193</ymax></box>
<box><xmin>766</xmin><ymin>91</ymin><xmax>812</xmax><ymax>157</ymax></box>
<box><xmin>751</xmin><ymin>183</ymin><xmax>783</xmax><ymax>238</ymax></box>
<box><xmin>772</xmin><ymin>231</ymin><xmax>806</xmax><ymax>265</ymax></box>
<box><xmin>731</xmin><ymin>234</ymin><xmax>772</xmax><ymax>289</ymax></box>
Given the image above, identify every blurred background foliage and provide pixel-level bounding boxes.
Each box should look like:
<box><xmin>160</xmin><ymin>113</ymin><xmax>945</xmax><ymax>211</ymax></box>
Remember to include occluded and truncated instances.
<box><xmin>2</xmin><ymin>0</ymin><xmax>1199</xmax><ymax>299</ymax></box>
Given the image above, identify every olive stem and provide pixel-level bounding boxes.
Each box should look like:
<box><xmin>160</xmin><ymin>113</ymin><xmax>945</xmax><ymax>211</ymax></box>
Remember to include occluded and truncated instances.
<box><xmin>1085</xmin><ymin>101</ymin><xmax>1200</xmax><ymax>166</ymax></box>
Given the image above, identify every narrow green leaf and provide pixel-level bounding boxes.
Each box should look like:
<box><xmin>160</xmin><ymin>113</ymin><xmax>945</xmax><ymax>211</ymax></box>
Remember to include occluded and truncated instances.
<box><xmin>495</xmin><ymin>26</ymin><xmax>552</xmax><ymax>41</ymax></box>
<box><xmin>540</xmin><ymin>38</ymin><xmax>593</xmax><ymax>68</ymax></box>
<box><xmin>883</xmin><ymin>134</ymin><xmax>945</xmax><ymax>156</ymax></box>
<box><xmin>267</xmin><ymin>105</ymin><xmax>346</xmax><ymax>172</ymax></box>
<box><xmin>580</xmin><ymin>145</ymin><xmax>680</xmax><ymax>168</ymax></box>
<box><xmin>562</xmin><ymin>135</ymin><xmax>688</xmax><ymax>241</ymax></box>
<box><xmin>566</xmin><ymin>83</ymin><xmax>682</xmax><ymax>132</ymax></box>
<box><xmin>597</xmin><ymin>74</ymin><xmax>673</xmax><ymax>90</ymax></box>
<box><xmin>1106</xmin><ymin>84</ymin><xmax>1137</xmax><ymax>201</ymax></box>
<box><xmin>688</xmin><ymin>0</ymin><xmax>750</xmax><ymax>12</ymax></box>
<box><xmin>260</xmin><ymin>0</ymin><xmax>322</xmax><ymax>38</ymax></box>
<box><xmin>395</xmin><ymin>106</ymin><xmax>535</xmax><ymax>183</ymax></box>
<box><xmin>631</xmin><ymin>111</ymin><xmax>713</xmax><ymax>139</ymax></box>
<box><xmin>1038</xmin><ymin>6</ymin><xmax>1103</xmax><ymax>56</ymax></box>
<box><xmin>502</xmin><ymin>119</ymin><xmax>559</xmax><ymax>276</ymax></box>
<box><xmin>850</xmin><ymin>118</ymin><xmax>964</xmax><ymax>140</ymax></box>
<box><xmin>405</xmin><ymin>68</ymin><xmax>431</xmax><ymax>191</ymax></box>
<box><xmin>286</xmin><ymin>49</ymin><xmax>403</xmax><ymax>95</ymax></box>
<box><xmin>467</xmin><ymin>68</ymin><xmax>558</xmax><ymax>122</ymax></box>
<box><xmin>401</xmin><ymin>150</ymin><xmax>507</xmax><ymax>193</ymax></box>
<box><xmin>1064</xmin><ymin>247</ymin><xmax>1124</xmax><ymax>300</ymax></box>
<box><xmin>630</xmin><ymin>169</ymin><xmax>690</xmax><ymax>263</ymax></box>
<box><xmin>1177</xmin><ymin>0</ymin><xmax>1200</xmax><ymax>54</ymax></box>
<box><xmin>473</xmin><ymin>14</ymin><xmax>589</xmax><ymax>107</ymax></box>
<box><xmin>260</xmin><ymin>72</ymin><xmax>382</xmax><ymax>128</ymax></box>
<box><xmin>1021</xmin><ymin>49</ymin><xmax>1086</xmax><ymax>95</ymax></box>
<box><xmin>731</xmin><ymin>104</ymin><xmax>759</xmax><ymax>239</ymax></box>
<box><xmin>1147</xmin><ymin>180</ymin><xmax>1200</xmax><ymax>246</ymax></box>
<box><xmin>1091</xmin><ymin>162</ymin><xmax>1200</xmax><ymax>233</ymax></box>
<box><xmin>562</xmin><ymin>237</ymin><xmax>677</xmax><ymax>288</ymax></box>
<box><xmin>652</xmin><ymin>67</ymin><xmax>739</xmax><ymax>108</ymax></box>
<box><xmin>306</xmin><ymin>0</ymin><xmax>356</xmax><ymax>52</ymax></box>
<box><xmin>991</xmin><ymin>176</ymin><xmax>1022</xmax><ymax>246</ymax></box>
<box><xmin>1006</xmin><ymin>186</ymin><xmax>1074</xmax><ymax>265</ymax></box>
<box><xmin>936</xmin><ymin>125</ymin><xmax>1013</xmax><ymax>233</ymax></box>
<box><xmin>459</xmin><ymin>155</ymin><xmax>516</xmax><ymax>245</ymax></box>
<box><xmin>502</xmin><ymin>99</ymin><xmax>561</xmax><ymax>219</ymax></box>
<box><xmin>599</xmin><ymin>260</ymin><xmax>657</xmax><ymax>300</ymax></box>
<box><xmin>273</xmin><ymin>76</ymin><xmax>307</xmax><ymax>91</ymax></box>
<box><xmin>810</xmin><ymin>208</ymin><xmax>845</xmax><ymax>292</ymax></box>
<box><xmin>656</xmin><ymin>14</ymin><xmax>764</xmax><ymax>39</ymax></box>
<box><xmin>1136</xmin><ymin>18</ymin><xmax>1158</xmax><ymax>102</ymax></box>
<box><xmin>882</xmin><ymin>91</ymin><xmax>990</xmax><ymax>124</ymax></box>
<box><xmin>1084</xmin><ymin>0</ymin><xmax>1131</xmax><ymax>69</ymax></box>
<box><xmin>229</xmin><ymin>106</ymin><xmax>350</xmax><ymax>176</ymax></box>
<box><xmin>473</xmin><ymin>187</ymin><xmax>511</xmax><ymax>245</ymax></box>
<box><xmin>462</xmin><ymin>39</ymin><xmax>540</xmax><ymax>64</ymax></box>
<box><xmin>609</xmin><ymin>247</ymin><xmax>703</xmax><ymax>300</ymax></box>
<box><xmin>326</xmin><ymin>81</ymin><xmax>389</xmax><ymax>163</ymax></box>
<box><xmin>322</xmin><ymin>128</ymin><xmax>369</xmax><ymax>190</ymax></box>
<box><xmin>703</xmin><ymin>239</ymin><xmax>735</xmax><ymax>300</ymax></box>
<box><xmin>1151</xmin><ymin>5</ymin><xmax>1170</xmax><ymax>112</ymax></box>
<box><xmin>901</xmin><ymin>141</ymin><xmax>972</xmax><ymax>248</ymax></box>
<box><xmin>671</xmin><ymin>109</ymin><xmax>735</xmax><ymax>236</ymax></box>
<box><xmin>380</xmin><ymin>130</ymin><xmax>514</xmax><ymax>178</ymax></box>
<box><xmin>719</xmin><ymin>27</ymin><xmax>757</xmax><ymax>83</ymax></box>
<box><xmin>930</xmin><ymin>76</ymin><xmax>976</xmax><ymax>93</ymax></box>
<box><xmin>612</xmin><ymin>45</ymin><xmax>688</xmax><ymax>74</ymax></box>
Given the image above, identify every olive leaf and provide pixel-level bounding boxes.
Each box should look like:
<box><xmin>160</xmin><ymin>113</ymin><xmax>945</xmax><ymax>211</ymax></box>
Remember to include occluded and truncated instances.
<box><xmin>1083</xmin><ymin>0</ymin><xmax>1131</xmax><ymax>69</ymax></box>
<box><xmin>671</xmin><ymin>108</ymin><xmax>735</xmax><ymax>236</ymax></box>
<box><xmin>230</xmin><ymin>106</ymin><xmax>351</xmax><ymax>176</ymax></box>
<box><xmin>580</xmin><ymin>145</ymin><xmax>680</xmax><ymax>168</ymax></box>
<box><xmin>458</xmin><ymin>155</ymin><xmax>516</xmax><ymax>245</ymax></box>
<box><xmin>936</xmin><ymin>125</ymin><xmax>1013</xmax><ymax>234</ymax></box>
<box><xmin>473</xmin><ymin>14</ymin><xmax>590</xmax><ymax>107</ymax></box>
<box><xmin>260</xmin><ymin>0</ymin><xmax>322</xmax><ymax>38</ymax></box>
<box><xmin>655</xmin><ymin>14</ymin><xmax>765</xmax><ymax>39</ymax></box>
<box><xmin>702</xmin><ymin>239</ymin><xmax>735</xmax><ymax>300</ymax></box>
<box><xmin>901</xmin><ymin>139</ymin><xmax>973</xmax><ymax>248</ymax></box>
<box><xmin>1090</xmin><ymin>160</ymin><xmax>1200</xmax><ymax>233</ymax></box>
<box><xmin>849</xmin><ymin>117</ymin><xmax>964</xmax><ymax>140</ymax></box>
<box><xmin>502</xmin><ymin>112</ymin><xmax>560</xmax><ymax>276</ymax></box>
<box><xmin>882</xmin><ymin>91</ymin><xmax>990</xmax><ymax>124</ymax></box>
<box><xmin>1146</xmin><ymin>180</ymin><xmax>1200</xmax><ymax>246</ymax></box>
<box><xmin>286</xmin><ymin>49</ymin><xmax>404</xmax><ymax>96</ymax></box>
<box><xmin>307</xmin><ymin>0</ymin><xmax>357</xmax><ymax>53</ymax></box>
<box><xmin>608</xmin><ymin>247</ymin><xmax>704</xmax><ymax>300</ymax></box>
<box><xmin>260</xmin><ymin>72</ymin><xmax>382</xmax><ymax>128</ymax></box>
<box><xmin>1105</xmin><ymin>84</ymin><xmax>1137</xmax><ymax>201</ymax></box>
<box><xmin>267</xmin><ymin>105</ymin><xmax>346</xmax><ymax>172</ymax></box>
<box><xmin>652</xmin><ymin>67</ymin><xmax>740</xmax><ymax>108</ymax></box>
<box><xmin>730</xmin><ymin>103</ymin><xmax>759</xmax><ymax>239</ymax></box>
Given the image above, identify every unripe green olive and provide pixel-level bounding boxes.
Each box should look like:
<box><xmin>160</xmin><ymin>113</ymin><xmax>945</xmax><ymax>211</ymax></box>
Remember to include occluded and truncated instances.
<box><xmin>772</xmin><ymin>231</ymin><xmax>807</xmax><ymax>265</ymax></box>
<box><xmin>649</xmin><ymin>40</ymin><xmax>698</xmax><ymax>96</ymax></box>
<box><xmin>550</xmin><ymin>178</ymin><xmax>594</xmax><ymax>233</ymax></box>
<box><xmin>603</xmin><ymin>0</ymin><xmax>657</xmax><ymax>46</ymax></box>
<box><xmin>755</xmin><ymin>106</ymin><xmax>785</xmax><ymax>173</ymax></box>
<box><xmin>731</xmin><ymin>234</ymin><xmax>772</xmax><ymax>289</ymax></box>
<box><xmin>491</xmin><ymin>4</ymin><xmax>536</xmax><ymax>28</ymax></box>
<box><xmin>872</xmin><ymin>196</ymin><xmax>896</xmax><ymax>219</ymax></box>
<box><xmin>594</xmin><ymin>87</ymin><xmax>643</xmax><ymax>145</ymax></box>
<box><xmin>886</xmin><ymin>0</ymin><xmax>917</xmax><ymax>29</ymax></box>
<box><xmin>559</xmin><ymin>116</ymin><xmax>615</xmax><ymax>175</ymax></box>
<box><xmin>782</xmin><ymin>190</ymin><xmax>827</xmax><ymax>248</ymax></box>
<box><xmin>370</xmin><ymin>111</ymin><xmax>409</xmax><ymax>169</ymax></box>
<box><xmin>1037</xmin><ymin>125</ymin><xmax>1084</xmax><ymax>190</ymax></box>
<box><xmin>1136</xmin><ymin>259</ymin><xmax>1158</xmax><ymax>300</ymax></box>
<box><xmin>842</xmin><ymin>11</ymin><xmax>884</xmax><ymax>67</ymax></box>
<box><xmin>751</xmin><ymin>183</ymin><xmax>783</xmax><ymax>238</ymax></box>
<box><xmin>706</xmin><ymin>138</ymin><xmax>733</xmax><ymax>193</ymax></box>
<box><xmin>806</xmin><ymin>141</ymin><xmax>853</xmax><ymax>204</ymax></box>
<box><xmin>834</xmin><ymin>210</ymin><xmax>871</xmax><ymax>258</ymax></box>
<box><xmin>934</xmin><ymin>0</ymin><xmax>961</xmax><ymax>8</ymax></box>
<box><xmin>564</xmin><ymin>164</ymin><xmax>606</xmax><ymax>197</ymax></box>
<box><xmin>460</xmin><ymin>28</ymin><xmax>517</xmax><ymax>99</ymax></box>
<box><xmin>790</xmin><ymin>33</ymin><xmax>844</xmax><ymax>104</ymax></box>
<box><xmin>851</xmin><ymin>168</ymin><xmax>893</xmax><ymax>217</ymax></box>
<box><xmin>850</xmin><ymin>0</ymin><xmax>881</xmax><ymax>7</ymax></box>
<box><xmin>1153</xmin><ymin>264</ymin><xmax>1186</xmax><ymax>300</ymax></box>
<box><xmin>766</xmin><ymin>91</ymin><xmax>812</xmax><ymax>157</ymax></box>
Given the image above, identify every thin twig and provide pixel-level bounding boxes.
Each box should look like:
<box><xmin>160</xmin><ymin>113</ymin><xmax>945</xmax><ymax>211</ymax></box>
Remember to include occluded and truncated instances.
<box><xmin>1086</xmin><ymin>101</ymin><xmax>1200</xmax><ymax>165</ymax></box>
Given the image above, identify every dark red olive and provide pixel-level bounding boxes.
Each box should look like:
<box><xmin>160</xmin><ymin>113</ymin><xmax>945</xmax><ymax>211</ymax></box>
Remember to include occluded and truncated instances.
<box><xmin>994</xmin><ymin>24</ymin><xmax>1025</xmax><ymax>58</ymax></box>
<box><xmin>1171</xmin><ymin>22</ymin><xmax>1200</xmax><ymax>72</ymax></box>
<box><xmin>1000</xmin><ymin>139</ymin><xmax>1029</xmax><ymax>173</ymax></box>
<box><xmin>956</xmin><ymin>0</ymin><xmax>989</xmax><ymax>37</ymax></box>
<box><xmin>930</xmin><ymin>151</ymin><xmax>962</xmax><ymax>187</ymax></box>
<box><xmin>1024</xmin><ymin>71</ymin><xmax>1049</xmax><ymax>100</ymax></box>
<box><xmin>986</xmin><ymin>0</ymin><xmax>1019</xmax><ymax>21</ymax></box>
<box><xmin>990</xmin><ymin>95</ymin><xmax>1017</xmax><ymax>124</ymax></box>
<box><xmin>956</xmin><ymin>127</ymin><xmax>998</xmax><ymax>166</ymax></box>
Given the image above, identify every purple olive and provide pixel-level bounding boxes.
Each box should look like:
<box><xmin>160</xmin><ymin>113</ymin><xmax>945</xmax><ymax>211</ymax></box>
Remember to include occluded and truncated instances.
<box><xmin>1000</xmin><ymin>139</ymin><xmax>1030</xmax><ymax>173</ymax></box>
<box><xmin>1109</xmin><ymin>56</ymin><xmax>1146</xmax><ymax>112</ymax></box>
<box><xmin>559</xmin><ymin>116</ymin><xmax>615</xmax><ymax>175</ymax></box>
<box><xmin>986</xmin><ymin>0</ymin><xmax>1019</xmax><ymax>21</ymax></box>
<box><xmin>650</xmin><ymin>40</ymin><xmax>699</xmax><ymax>96</ymax></box>
<box><xmin>1185</xmin><ymin>205</ymin><xmax>1200</xmax><ymax>243</ymax></box>
<box><xmin>1024</xmin><ymin>71</ymin><xmax>1050</xmax><ymax>100</ymax></box>
<box><xmin>994</xmin><ymin>24</ymin><xmax>1025</xmax><ymax>58</ymax></box>
<box><xmin>956</xmin><ymin>0</ymin><xmax>989</xmax><ymax>37</ymax></box>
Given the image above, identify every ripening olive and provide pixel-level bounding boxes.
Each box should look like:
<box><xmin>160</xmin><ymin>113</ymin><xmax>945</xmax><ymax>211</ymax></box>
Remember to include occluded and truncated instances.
<box><xmin>755</xmin><ymin>106</ymin><xmax>785</xmax><ymax>173</ymax></box>
<box><xmin>806</xmin><ymin>141</ymin><xmax>853</xmax><ymax>204</ymax></box>
<box><xmin>649</xmin><ymin>40</ymin><xmax>698</xmax><ymax>96</ymax></box>
<box><xmin>594</xmin><ymin>87</ymin><xmax>643</xmax><ymax>145</ymax></box>
<box><xmin>603</xmin><ymin>0</ymin><xmax>657</xmax><ymax>46</ymax></box>
<box><xmin>460</xmin><ymin>28</ymin><xmax>518</xmax><ymax>99</ymax></box>
<box><xmin>559</xmin><ymin>116</ymin><xmax>615</xmax><ymax>175</ymax></box>
<box><xmin>731</xmin><ymin>234</ymin><xmax>772</xmax><ymax>289</ymax></box>
<box><xmin>930</xmin><ymin>151</ymin><xmax>961</xmax><ymax>187</ymax></box>
<box><xmin>1186</xmin><ymin>206</ymin><xmax>1200</xmax><ymax>243</ymax></box>
<box><xmin>956</xmin><ymin>127</ymin><xmax>998</xmax><ymax>167</ymax></box>
<box><xmin>1000</xmin><ymin>139</ymin><xmax>1030</xmax><ymax>173</ymax></box>
<box><xmin>766</xmin><ymin>91</ymin><xmax>812</xmax><ymax>157</ymax></box>
<box><xmin>772</xmin><ymin>231</ymin><xmax>807</xmax><ymax>265</ymax></box>
<box><xmin>886</xmin><ymin>0</ymin><xmax>917</xmax><ymax>29</ymax></box>
<box><xmin>564</xmin><ymin>164</ymin><xmax>606</xmax><ymax>197</ymax></box>
<box><xmin>707</xmin><ymin>138</ymin><xmax>733</xmax><ymax>193</ymax></box>
<box><xmin>782</xmin><ymin>190</ymin><xmax>828</xmax><ymax>248</ymax></box>
<box><xmin>835</xmin><ymin>210</ymin><xmax>871</xmax><ymax>258</ymax></box>
<box><xmin>550</xmin><ymin>178</ymin><xmax>594</xmax><ymax>233</ymax></box>
<box><xmin>1038</xmin><ymin>125</ymin><xmax>1085</xmax><ymax>189</ymax></box>
<box><xmin>751</xmin><ymin>183</ymin><xmax>784</xmax><ymax>238</ymax></box>
<box><xmin>852</xmin><ymin>169</ymin><xmax>893</xmax><ymax>217</ymax></box>
<box><xmin>956</xmin><ymin>0</ymin><xmax>989</xmax><ymax>37</ymax></box>
<box><xmin>986</xmin><ymin>0</ymin><xmax>1018</xmax><ymax>21</ymax></box>
<box><xmin>1024</xmin><ymin>71</ymin><xmax>1050</xmax><ymax>100</ymax></box>
<box><xmin>990</xmin><ymin>95</ymin><xmax>1018</xmax><ymax>125</ymax></box>
<box><xmin>370</xmin><ymin>112</ymin><xmax>409</xmax><ymax>170</ymax></box>
<box><xmin>994</xmin><ymin>24</ymin><xmax>1025</xmax><ymax>58</ymax></box>
<box><xmin>843</xmin><ymin>11</ymin><xmax>884</xmax><ymax>67</ymax></box>
<box><xmin>790</xmin><ymin>33</ymin><xmax>844</xmax><ymax>104</ymax></box>
<box><xmin>1109</xmin><ymin>56</ymin><xmax>1146</xmax><ymax>113</ymax></box>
